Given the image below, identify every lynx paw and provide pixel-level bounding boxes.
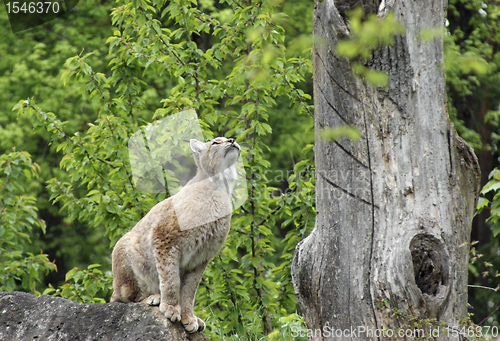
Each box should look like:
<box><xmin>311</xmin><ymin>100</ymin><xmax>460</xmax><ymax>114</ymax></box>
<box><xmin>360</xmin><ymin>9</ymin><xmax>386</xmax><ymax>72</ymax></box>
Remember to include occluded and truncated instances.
<box><xmin>141</xmin><ymin>294</ymin><xmax>160</xmax><ymax>306</ymax></box>
<box><xmin>160</xmin><ymin>303</ymin><xmax>181</xmax><ymax>323</ymax></box>
<box><xmin>181</xmin><ymin>314</ymin><xmax>205</xmax><ymax>333</ymax></box>
<box><xmin>196</xmin><ymin>316</ymin><xmax>206</xmax><ymax>332</ymax></box>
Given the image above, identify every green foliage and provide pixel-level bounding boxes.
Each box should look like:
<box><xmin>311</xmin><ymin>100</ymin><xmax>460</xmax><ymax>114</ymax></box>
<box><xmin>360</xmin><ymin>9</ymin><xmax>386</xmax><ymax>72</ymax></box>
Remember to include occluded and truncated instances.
<box><xmin>335</xmin><ymin>7</ymin><xmax>405</xmax><ymax>87</ymax></box>
<box><xmin>13</xmin><ymin>0</ymin><xmax>314</xmax><ymax>339</ymax></box>
<box><xmin>445</xmin><ymin>43</ymin><xmax>489</xmax><ymax>77</ymax></box>
<box><xmin>43</xmin><ymin>264</ymin><xmax>113</xmax><ymax>303</ymax></box>
<box><xmin>336</xmin><ymin>8</ymin><xmax>404</xmax><ymax>60</ymax></box>
<box><xmin>471</xmin><ymin>167</ymin><xmax>500</xmax><ymax>328</ymax></box>
<box><xmin>444</xmin><ymin>31</ymin><xmax>489</xmax><ymax>99</ymax></box>
<box><xmin>0</xmin><ymin>150</ymin><xmax>56</xmax><ymax>294</ymax></box>
<box><xmin>445</xmin><ymin>0</ymin><xmax>500</xmax><ymax>153</ymax></box>
<box><xmin>446</xmin><ymin>0</ymin><xmax>500</xmax><ymax>327</ymax></box>
<box><xmin>0</xmin><ymin>0</ymin><xmax>117</xmax><ymax>285</ymax></box>
<box><xmin>15</xmin><ymin>97</ymin><xmax>150</xmax><ymax>246</ymax></box>
<box><xmin>477</xmin><ymin>169</ymin><xmax>500</xmax><ymax>237</ymax></box>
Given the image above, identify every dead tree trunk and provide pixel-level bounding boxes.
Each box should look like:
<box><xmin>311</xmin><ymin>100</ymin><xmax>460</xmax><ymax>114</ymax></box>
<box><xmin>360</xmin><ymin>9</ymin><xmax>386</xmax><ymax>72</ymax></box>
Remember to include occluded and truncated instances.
<box><xmin>291</xmin><ymin>0</ymin><xmax>481</xmax><ymax>339</ymax></box>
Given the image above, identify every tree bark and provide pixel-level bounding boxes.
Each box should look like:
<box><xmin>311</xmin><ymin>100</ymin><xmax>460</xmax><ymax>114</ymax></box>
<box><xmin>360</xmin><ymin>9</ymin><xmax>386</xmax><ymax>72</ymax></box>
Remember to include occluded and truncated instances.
<box><xmin>291</xmin><ymin>0</ymin><xmax>481</xmax><ymax>339</ymax></box>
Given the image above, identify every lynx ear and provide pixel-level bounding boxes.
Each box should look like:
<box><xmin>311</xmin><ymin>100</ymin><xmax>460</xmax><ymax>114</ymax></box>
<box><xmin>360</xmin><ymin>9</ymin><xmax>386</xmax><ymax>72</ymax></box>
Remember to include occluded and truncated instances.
<box><xmin>190</xmin><ymin>139</ymin><xmax>206</xmax><ymax>155</ymax></box>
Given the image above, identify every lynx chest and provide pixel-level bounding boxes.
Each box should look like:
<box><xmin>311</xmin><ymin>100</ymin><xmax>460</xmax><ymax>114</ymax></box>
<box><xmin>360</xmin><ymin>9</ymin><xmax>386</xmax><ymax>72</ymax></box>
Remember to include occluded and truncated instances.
<box><xmin>178</xmin><ymin>215</ymin><xmax>232</xmax><ymax>271</ymax></box>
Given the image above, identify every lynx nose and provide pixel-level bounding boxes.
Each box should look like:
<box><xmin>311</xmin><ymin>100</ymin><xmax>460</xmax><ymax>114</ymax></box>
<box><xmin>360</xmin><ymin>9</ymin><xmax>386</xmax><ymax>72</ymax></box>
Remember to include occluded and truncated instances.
<box><xmin>229</xmin><ymin>138</ymin><xmax>240</xmax><ymax>149</ymax></box>
<box><xmin>227</xmin><ymin>138</ymin><xmax>235</xmax><ymax>144</ymax></box>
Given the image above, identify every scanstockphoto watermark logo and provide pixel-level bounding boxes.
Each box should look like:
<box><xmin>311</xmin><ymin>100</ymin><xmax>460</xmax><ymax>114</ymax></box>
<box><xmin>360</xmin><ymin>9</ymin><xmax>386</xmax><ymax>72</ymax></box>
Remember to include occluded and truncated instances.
<box><xmin>127</xmin><ymin>109</ymin><xmax>371</xmax><ymax>226</ymax></box>
<box><xmin>248</xmin><ymin>168</ymin><xmax>371</xmax><ymax>202</ymax></box>
<box><xmin>4</xmin><ymin>0</ymin><xmax>78</xmax><ymax>33</ymax></box>
<box><xmin>291</xmin><ymin>325</ymin><xmax>498</xmax><ymax>339</ymax></box>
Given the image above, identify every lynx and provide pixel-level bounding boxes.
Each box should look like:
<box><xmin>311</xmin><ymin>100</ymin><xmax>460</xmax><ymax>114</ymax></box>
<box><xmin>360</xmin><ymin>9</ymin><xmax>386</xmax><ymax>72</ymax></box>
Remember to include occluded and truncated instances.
<box><xmin>111</xmin><ymin>137</ymin><xmax>241</xmax><ymax>333</ymax></box>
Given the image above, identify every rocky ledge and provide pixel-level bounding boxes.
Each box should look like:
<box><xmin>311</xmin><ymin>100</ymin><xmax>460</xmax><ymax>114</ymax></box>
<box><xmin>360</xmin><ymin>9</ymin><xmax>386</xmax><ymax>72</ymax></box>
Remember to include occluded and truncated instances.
<box><xmin>0</xmin><ymin>291</ymin><xmax>209</xmax><ymax>341</ymax></box>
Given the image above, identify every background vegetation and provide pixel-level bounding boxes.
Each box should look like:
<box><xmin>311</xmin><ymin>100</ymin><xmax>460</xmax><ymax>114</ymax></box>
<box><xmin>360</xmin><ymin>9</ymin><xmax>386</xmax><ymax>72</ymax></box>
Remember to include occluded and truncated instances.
<box><xmin>1</xmin><ymin>0</ymin><xmax>500</xmax><ymax>339</ymax></box>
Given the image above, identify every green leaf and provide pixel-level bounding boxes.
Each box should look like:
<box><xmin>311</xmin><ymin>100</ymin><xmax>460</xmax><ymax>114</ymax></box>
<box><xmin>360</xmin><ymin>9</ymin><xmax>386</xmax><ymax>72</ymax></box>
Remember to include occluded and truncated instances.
<box><xmin>320</xmin><ymin>126</ymin><xmax>362</xmax><ymax>142</ymax></box>
<box><xmin>65</xmin><ymin>267</ymin><xmax>78</xmax><ymax>281</ymax></box>
<box><xmin>477</xmin><ymin>197</ymin><xmax>489</xmax><ymax>211</ymax></box>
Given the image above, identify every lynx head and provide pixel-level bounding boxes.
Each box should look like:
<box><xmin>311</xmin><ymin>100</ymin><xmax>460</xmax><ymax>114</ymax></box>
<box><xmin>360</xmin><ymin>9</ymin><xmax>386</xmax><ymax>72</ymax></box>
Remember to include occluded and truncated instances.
<box><xmin>189</xmin><ymin>137</ymin><xmax>240</xmax><ymax>181</ymax></box>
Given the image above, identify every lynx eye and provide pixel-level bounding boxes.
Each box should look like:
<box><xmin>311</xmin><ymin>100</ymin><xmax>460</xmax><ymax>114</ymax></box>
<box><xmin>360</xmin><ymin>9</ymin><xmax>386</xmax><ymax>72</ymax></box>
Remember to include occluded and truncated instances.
<box><xmin>212</xmin><ymin>141</ymin><xmax>220</xmax><ymax>145</ymax></box>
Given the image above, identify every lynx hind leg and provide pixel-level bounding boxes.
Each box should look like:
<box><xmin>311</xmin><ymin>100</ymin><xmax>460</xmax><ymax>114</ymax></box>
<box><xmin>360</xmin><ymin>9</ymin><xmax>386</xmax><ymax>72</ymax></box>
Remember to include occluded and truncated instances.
<box><xmin>110</xmin><ymin>261</ymin><xmax>138</xmax><ymax>303</ymax></box>
<box><xmin>111</xmin><ymin>238</ymin><xmax>141</xmax><ymax>303</ymax></box>
<box><xmin>141</xmin><ymin>294</ymin><xmax>160</xmax><ymax>306</ymax></box>
<box><xmin>110</xmin><ymin>282</ymin><xmax>139</xmax><ymax>303</ymax></box>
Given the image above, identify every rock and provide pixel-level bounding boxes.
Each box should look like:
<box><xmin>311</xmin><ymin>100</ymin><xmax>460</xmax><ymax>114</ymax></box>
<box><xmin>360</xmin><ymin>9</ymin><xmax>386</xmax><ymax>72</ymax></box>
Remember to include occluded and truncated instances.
<box><xmin>0</xmin><ymin>291</ymin><xmax>210</xmax><ymax>341</ymax></box>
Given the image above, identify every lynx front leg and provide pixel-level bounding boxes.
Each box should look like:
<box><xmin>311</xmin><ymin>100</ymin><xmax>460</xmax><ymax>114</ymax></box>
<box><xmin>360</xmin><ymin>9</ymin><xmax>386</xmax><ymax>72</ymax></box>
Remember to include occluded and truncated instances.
<box><xmin>180</xmin><ymin>261</ymin><xmax>209</xmax><ymax>333</ymax></box>
<box><xmin>155</xmin><ymin>245</ymin><xmax>182</xmax><ymax>322</ymax></box>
